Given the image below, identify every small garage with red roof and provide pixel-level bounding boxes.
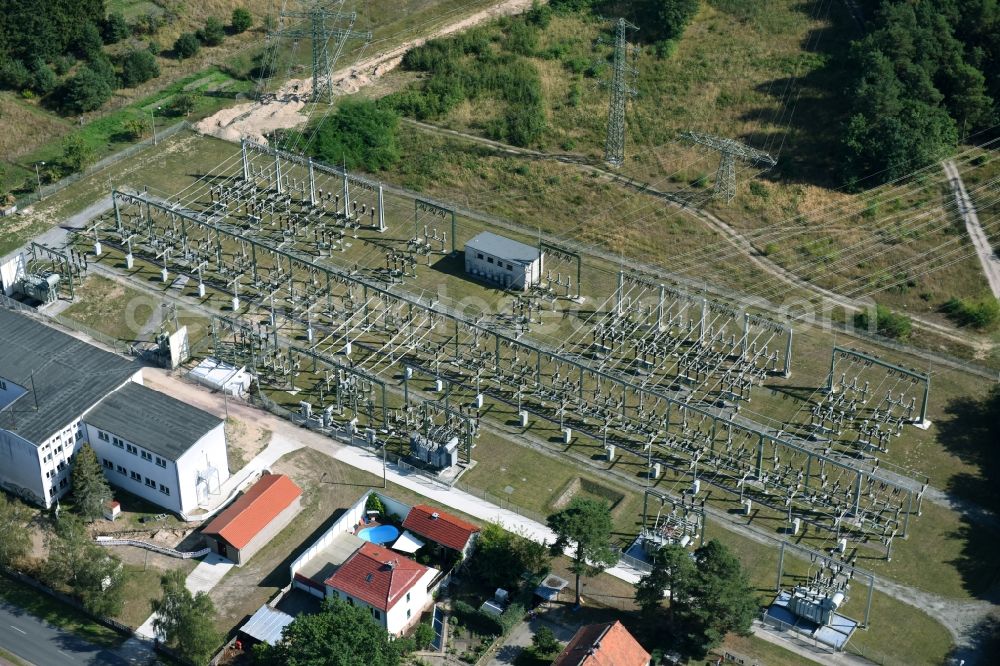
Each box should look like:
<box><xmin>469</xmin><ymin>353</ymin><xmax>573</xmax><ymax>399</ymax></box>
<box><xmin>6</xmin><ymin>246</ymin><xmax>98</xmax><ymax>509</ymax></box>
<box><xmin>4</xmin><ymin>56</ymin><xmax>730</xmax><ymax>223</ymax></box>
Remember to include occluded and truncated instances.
<box><xmin>402</xmin><ymin>504</ymin><xmax>480</xmax><ymax>556</ymax></box>
<box><xmin>202</xmin><ymin>473</ymin><xmax>303</xmax><ymax>566</ymax></box>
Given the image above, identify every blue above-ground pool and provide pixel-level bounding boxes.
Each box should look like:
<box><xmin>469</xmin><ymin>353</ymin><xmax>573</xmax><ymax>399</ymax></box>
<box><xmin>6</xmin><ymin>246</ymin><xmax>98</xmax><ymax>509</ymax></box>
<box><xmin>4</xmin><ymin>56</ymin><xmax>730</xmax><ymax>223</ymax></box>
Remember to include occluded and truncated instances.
<box><xmin>358</xmin><ymin>524</ymin><xmax>400</xmax><ymax>545</ymax></box>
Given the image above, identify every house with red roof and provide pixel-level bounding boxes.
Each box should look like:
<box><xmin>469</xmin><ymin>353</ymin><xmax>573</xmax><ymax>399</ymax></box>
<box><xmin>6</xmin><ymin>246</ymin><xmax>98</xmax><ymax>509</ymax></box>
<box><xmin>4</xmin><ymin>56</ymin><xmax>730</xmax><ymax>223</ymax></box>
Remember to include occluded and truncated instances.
<box><xmin>552</xmin><ymin>620</ymin><xmax>651</xmax><ymax>666</ymax></box>
<box><xmin>325</xmin><ymin>541</ymin><xmax>440</xmax><ymax>636</ymax></box>
<box><xmin>402</xmin><ymin>504</ymin><xmax>480</xmax><ymax>557</ymax></box>
<box><xmin>202</xmin><ymin>473</ymin><xmax>303</xmax><ymax>566</ymax></box>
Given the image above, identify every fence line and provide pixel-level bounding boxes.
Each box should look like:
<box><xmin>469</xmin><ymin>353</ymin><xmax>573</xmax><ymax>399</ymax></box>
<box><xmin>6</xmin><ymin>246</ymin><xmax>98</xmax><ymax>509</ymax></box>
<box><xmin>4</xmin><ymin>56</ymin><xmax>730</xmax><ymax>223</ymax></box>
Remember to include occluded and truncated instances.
<box><xmin>14</xmin><ymin>121</ymin><xmax>191</xmax><ymax>209</ymax></box>
<box><xmin>95</xmin><ymin>536</ymin><xmax>211</xmax><ymax>559</ymax></box>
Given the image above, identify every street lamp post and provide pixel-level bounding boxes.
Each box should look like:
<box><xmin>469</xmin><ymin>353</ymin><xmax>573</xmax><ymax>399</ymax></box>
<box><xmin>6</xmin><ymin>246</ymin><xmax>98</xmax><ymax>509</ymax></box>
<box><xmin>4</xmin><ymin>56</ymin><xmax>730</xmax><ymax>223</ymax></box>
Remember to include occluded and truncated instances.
<box><xmin>34</xmin><ymin>161</ymin><xmax>45</xmax><ymax>201</ymax></box>
<box><xmin>150</xmin><ymin>106</ymin><xmax>161</xmax><ymax>145</ymax></box>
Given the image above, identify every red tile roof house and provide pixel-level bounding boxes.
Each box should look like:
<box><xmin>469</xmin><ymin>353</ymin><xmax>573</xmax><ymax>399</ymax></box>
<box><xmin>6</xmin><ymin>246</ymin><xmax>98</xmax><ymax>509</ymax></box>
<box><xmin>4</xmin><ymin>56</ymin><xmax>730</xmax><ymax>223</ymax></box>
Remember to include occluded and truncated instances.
<box><xmin>325</xmin><ymin>542</ymin><xmax>440</xmax><ymax>636</ymax></box>
<box><xmin>202</xmin><ymin>473</ymin><xmax>303</xmax><ymax>566</ymax></box>
<box><xmin>402</xmin><ymin>504</ymin><xmax>481</xmax><ymax>558</ymax></box>
<box><xmin>552</xmin><ymin>620</ymin><xmax>651</xmax><ymax>666</ymax></box>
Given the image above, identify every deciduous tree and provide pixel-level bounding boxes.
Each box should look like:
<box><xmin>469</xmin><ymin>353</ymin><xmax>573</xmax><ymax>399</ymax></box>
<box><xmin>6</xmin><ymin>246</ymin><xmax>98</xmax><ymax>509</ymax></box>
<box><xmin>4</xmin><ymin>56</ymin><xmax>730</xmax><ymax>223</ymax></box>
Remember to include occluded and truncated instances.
<box><xmin>152</xmin><ymin>569</ymin><xmax>220</xmax><ymax>664</ymax></box>
<box><xmin>0</xmin><ymin>493</ymin><xmax>33</xmax><ymax>567</ymax></box>
<box><xmin>546</xmin><ymin>498</ymin><xmax>618</xmax><ymax>606</ymax></box>
<box><xmin>255</xmin><ymin>597</ymin><xmax>405</xmax><ymax>666</ymax></box>
<box><xmin>45</xmin><ymin>514</ymin><xmax>125</xmax><ymax>616</ymax></box>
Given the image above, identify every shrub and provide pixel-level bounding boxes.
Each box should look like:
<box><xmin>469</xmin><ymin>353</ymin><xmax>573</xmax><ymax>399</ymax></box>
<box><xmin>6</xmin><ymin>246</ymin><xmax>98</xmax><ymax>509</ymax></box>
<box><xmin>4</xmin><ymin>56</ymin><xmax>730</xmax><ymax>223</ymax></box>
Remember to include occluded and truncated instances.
<box><xmin>300</xmin><ymin>99</ymin><xmax>401</xmax><ymax>171</ymax></box>
<box><xmin>174</xmin><ymin>33</ymin><xmax>201</xmax><ymax>59</ymax></box>
<box><xmin>169</xmin><ymin>93</ymin><xmax>196</xmax><ymax>116</ymax></box>
<box><xmin>854</xmin><ymin>304</ymin><xmax>911</xmax><ymax>340</ymax></box>
<box><xmin>198</xmin><ymin>17</ymin><xmax>226</xmax><ymax>46</ymax></box>
<box><xmin>413</xmin><ymin>622</ymin><xmax>435</xmax><ymax>649</ymax></box>
<box><xmin>749</xmin><ymin>181</ymin><xmax>769</xmax><ymax>199</ymax></box>
<box><xmin>942</xmin><ymin>297</ymin><xmax>1000</xmax><ymax>330</ymax></box>
<box><xmin>119</xmin><ymin>49</ymin><xmax>160</xmax><ymax>87</ymax></box>
<box><xmin>232</xmin><ymin>7</ymin><xmax>253</xmax><ymax>33</ymax></box>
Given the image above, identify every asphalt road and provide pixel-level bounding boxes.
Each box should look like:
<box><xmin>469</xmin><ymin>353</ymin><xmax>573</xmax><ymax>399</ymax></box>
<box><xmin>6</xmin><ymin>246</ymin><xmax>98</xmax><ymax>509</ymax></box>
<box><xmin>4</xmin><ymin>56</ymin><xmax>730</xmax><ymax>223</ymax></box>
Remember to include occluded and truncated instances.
<box><xmin>0</xmin><ymin>598</ymin><xmax>133</xmax><ymax>666</ymax></box>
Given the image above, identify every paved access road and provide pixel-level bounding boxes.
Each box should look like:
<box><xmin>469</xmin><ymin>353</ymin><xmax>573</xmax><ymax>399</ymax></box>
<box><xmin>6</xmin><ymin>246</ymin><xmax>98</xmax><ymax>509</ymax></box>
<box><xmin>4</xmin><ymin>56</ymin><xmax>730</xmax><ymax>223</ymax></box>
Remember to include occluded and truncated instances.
<box><xmin>0</xmin><ymin>598</ymin><xmax>134</xmax><ymax>666</ymax></box>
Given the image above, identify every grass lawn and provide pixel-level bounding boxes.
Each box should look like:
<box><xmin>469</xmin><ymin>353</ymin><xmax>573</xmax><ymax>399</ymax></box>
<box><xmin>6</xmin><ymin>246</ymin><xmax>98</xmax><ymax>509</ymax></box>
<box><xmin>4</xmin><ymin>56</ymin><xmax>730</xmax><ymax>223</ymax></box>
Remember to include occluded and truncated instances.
<box><xmin>0</xmin><ymin>129</ymin><xmax>234</xmax><ymax>257</ymax></box>
<box><xmin>60</xmin><ymin>274</ymin><xmax>158</xmax><ymax>342</ymax></box>
<box><xmin>115</xmin><ymin>560</ymin><xmax>199</xmax><ymax>629</ymax></box>
<box><xmin>0</xmin><ymin>575</ymin><xmax>125</xmax><ymax>650</ymax></box>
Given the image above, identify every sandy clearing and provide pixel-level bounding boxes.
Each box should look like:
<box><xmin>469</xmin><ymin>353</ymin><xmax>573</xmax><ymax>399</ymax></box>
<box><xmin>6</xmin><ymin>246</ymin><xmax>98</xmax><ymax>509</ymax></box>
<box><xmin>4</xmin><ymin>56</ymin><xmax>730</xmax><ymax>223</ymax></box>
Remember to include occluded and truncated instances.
<box><xmin>195</xmin><ymin>0</ymin><xmax>536</xmax><ymax>143</ymax></box>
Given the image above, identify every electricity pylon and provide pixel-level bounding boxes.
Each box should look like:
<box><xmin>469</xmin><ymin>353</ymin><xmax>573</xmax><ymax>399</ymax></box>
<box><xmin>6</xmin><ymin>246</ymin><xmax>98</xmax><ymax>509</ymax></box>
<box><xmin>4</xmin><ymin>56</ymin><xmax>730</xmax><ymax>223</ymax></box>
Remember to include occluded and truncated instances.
<box><xmin>275</xmin><ymin>1</ymin><xmax>371</xmax><ymax>104</ymax></box>
<box><xmin>680</xmin><ymin>131</ymin><xmax>777</xmax><ymax>203</ymax></box>
<box><xmin>603</xmin><ymin>18</ymin><xmax>639</xmax><ymax>167</ymax></box>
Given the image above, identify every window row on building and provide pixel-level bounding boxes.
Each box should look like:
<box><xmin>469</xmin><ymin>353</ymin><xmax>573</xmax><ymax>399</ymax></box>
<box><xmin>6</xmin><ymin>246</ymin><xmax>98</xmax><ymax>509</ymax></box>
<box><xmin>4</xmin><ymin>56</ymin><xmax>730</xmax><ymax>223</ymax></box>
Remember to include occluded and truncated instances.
<box><xmin>99</xmin><ymin>430</ymin><xmax>168</xmax><ymax>468</ymax></box>
<box><xmin>102</xmin><ymin>458</ymin><xmax>170</xmax><ymax>496</ymax></box>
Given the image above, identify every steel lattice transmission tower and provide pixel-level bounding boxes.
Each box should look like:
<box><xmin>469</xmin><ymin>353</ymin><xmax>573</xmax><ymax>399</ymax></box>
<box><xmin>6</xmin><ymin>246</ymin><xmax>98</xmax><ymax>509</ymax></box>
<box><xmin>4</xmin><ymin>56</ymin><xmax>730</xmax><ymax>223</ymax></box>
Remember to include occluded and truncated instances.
<box><xmin>680</xmin><ymin>131</ymin><xmax>777</xmax><ymax>203</ymax></box>
<box><xmin>275</xmin><ymin>1</ymin><xmax>371</xmax><ymax>104</ymax></box>
<box><xmin>603</xmin><ymin>18</ymin><xmax>639</xmax><ymax>167</ymax></box>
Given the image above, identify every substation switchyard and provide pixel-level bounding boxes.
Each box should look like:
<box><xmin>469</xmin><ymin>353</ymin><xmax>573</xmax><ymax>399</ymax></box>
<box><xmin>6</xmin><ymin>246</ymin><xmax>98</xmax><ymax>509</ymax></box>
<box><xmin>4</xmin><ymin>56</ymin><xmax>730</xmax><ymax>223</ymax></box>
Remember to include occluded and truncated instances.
<box><xmin>80</xmin><ymin>138</ymin><xmax>938</xmax><ymax>637</ymax></box>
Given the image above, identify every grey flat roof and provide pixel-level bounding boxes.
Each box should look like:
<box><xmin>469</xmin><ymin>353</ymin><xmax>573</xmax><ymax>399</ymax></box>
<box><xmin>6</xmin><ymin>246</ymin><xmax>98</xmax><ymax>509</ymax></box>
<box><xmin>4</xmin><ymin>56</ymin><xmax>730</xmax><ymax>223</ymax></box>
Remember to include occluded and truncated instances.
<box><xmin>240</xmin><ymin>605</ymin><xmax>295</xmax><ymax>646</ymax></box>
<box><xmin>0</xmin><ymin>309</ymin><xmax>138</xmax><ymax>444</ymax></box>
<box><xmin>465</xmin><ymin>231</ymin><xmax>541</xmax><ymax>265</ymax></box>
<box><xmin>298</xmin><ymin>531</ymin><xmax>365</xmax><ymax>586</ymax></box>
<box><xmin>83</xmin><ymin>382</ymin><xmax>222</xmax><ymax>461</ymax></box>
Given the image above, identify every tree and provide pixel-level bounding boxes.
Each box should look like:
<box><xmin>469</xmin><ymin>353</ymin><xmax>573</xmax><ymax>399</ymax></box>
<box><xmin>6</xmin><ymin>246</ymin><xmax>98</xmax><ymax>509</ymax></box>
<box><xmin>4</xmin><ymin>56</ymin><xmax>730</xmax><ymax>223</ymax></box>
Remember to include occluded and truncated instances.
<box><xmin>302</xmin><ymin>99</ymin><xmax>401</xmax><ymax>171</ymax></box>
<box><xmin>103</xmin><ymin>12</ymin><xmax>130</xmax><ymax>44</ymax></box>
<box><xmin>255</xmin><ymin>597</ymin><xmax>405</xmax><ymax>666</ymax></box>
<box><xmin>119</xmin><ymin>49</ymin><xmax>160</xmax><ymax>88</ymax></box>
<box><xmin>122</xmin><ymin>118</ymin><xmax>147</xmax><ymax>140</ymax></box>
<box><xmin>152</xmin><ymin>569</ymin><xmax>220</xmax><ymax>664</ymax></box>
<box><xmin>0</xmin><ymin>493</ymin><xmax>33</xmax><ymax>567</ymax></box>
<box><xmin>174</xmin><ymin>32</ymin><xmax>201</xmax><ymax>60</ymax></box>
<box><xmin>634</xmin><ymin>544</ymin><xmax>696</xmax><ymax>625</ymax></box>
<box><xmin>45</xmin><ymin>515</ymin><xmax>125</xmax><ymax>616</ymax></box>
<box><xmin>30</xmin><ymin>59</ymin><xmax>57</xmax><ymax>95</ymax></box>
<box><xmin>232</xmin><ymin>7</ymin><xmax>253</xmax><ymax>34</ymax></box>
<box><xmin>70</xmin><ymin>444</ymin><xmax>112</xmax><ymax>521</ymax></box>
<box><xmin>531</xmin><ymin>626</ymin><xmax>560</xmax><ymax>656</ymax></box>
<box><xmin>546</xmin><ymin>498</ymin><xmax>618</xmax><ymax>606</ymax></box>
<box><xmin>75</xmin><ymin>22</ymin><xmax>104</xmax><ymax>60</ymax></box>
<box><xmin>59</xmin><ymin>66</ymin><xmax>112</xmax><ymax>113</ymax></box>
<box><xmin>198</xmin><ymin>17</ymin><xmax>226</xmax><ymax>47</ymax></box>
<box><xmin>677</xmin><ymin>540</ymin><xmax>757</xmax><ymax>659</ymax></box>
<box><xmin>59</xmin><ymin>135</ymin><xmax>94</xmax><ymax>174</ymax></box>
<box><xmin>169</xmin><ymin>93</ymin><xmax>196</xmax><ymax>117</ymax></box>
<box><xmin>654</xmin><ymin>0</ymin><xmax>700</xmax><ymax>41</ymax></box>
<box><xmin>468</xmin><ymin>522</ymin><xmax>550</xmax><ymax>592</ymax></box>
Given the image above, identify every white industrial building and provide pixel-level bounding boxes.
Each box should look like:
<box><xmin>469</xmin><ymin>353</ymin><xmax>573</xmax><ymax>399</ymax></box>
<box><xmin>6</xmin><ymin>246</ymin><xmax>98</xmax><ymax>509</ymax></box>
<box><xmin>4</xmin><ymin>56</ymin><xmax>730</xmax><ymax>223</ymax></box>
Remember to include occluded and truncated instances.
<box><xmin>84</xmin><ymin>382</ymin><xmax>229</xmax><ymax>516</ymax></box>
<box><xmin>0</xmin><ymin>309</ymin><xmax>229</xmax><ymax>514</ymax></box>
<box><xmin>464</xmin><ymin>231</ymin><xmax>544</xmax><ymax>292</ymax></box>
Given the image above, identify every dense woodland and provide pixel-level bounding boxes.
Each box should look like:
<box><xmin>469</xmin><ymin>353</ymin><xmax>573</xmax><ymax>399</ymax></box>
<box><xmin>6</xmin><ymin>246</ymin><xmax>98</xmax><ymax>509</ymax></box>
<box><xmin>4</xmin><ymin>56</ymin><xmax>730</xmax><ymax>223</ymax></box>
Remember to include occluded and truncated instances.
<box><xmin>842</xmin><ymin>0</ymin><xmax>1000</xmax><ymax>186</ymax></box>
<box><xmin>0</xmin><ymin>0</ymin><xmax>248</xmax><ymax>116</ymax></box>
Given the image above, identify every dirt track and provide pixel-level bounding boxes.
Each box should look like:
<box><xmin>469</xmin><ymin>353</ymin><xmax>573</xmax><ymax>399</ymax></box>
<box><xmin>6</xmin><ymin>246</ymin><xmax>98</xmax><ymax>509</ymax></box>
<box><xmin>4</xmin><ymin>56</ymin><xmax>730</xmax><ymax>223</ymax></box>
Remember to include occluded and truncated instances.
<box><xmin>195</xmin><ymin>0</ymin><xmax>535</xmax><ymax>143</ymax></box>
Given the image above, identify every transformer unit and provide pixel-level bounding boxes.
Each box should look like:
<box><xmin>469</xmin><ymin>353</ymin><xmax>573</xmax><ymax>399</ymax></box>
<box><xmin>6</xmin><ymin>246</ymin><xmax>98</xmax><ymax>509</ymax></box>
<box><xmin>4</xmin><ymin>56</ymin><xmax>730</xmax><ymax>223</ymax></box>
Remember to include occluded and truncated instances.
<box><xmin>787</xmin><ymin>586</ymin><xmax>845</xmax><ymax>626</ymax></box>
<box><xmin>17</xmin><ymin>273</ymin><xmax>60</xmax><ymax>304</ymax></box>
<box><xmin>409</xmin><ymin>432</ymin><xmax>459</xmax><ymax>470</ymax></box>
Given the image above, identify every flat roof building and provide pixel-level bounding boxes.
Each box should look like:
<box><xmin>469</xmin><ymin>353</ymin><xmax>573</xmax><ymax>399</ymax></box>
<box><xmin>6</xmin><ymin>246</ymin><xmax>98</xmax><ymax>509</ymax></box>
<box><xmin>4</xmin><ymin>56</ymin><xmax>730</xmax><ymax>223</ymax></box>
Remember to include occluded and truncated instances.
<box><xmin>464</xmin><ymin>231</ymin><xmax>544</xmax><ymax>292</ymax></box>
<box><xmin>0</xmin><ymin>309</ymin><xmax>139</xmax><ymax>507</ymax></box>
<box><xmin>0</xmin><ymin>308</ymin><xmax>230</xmax><ymax>515</ymax></box>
